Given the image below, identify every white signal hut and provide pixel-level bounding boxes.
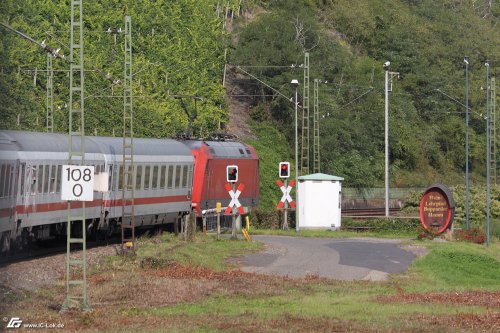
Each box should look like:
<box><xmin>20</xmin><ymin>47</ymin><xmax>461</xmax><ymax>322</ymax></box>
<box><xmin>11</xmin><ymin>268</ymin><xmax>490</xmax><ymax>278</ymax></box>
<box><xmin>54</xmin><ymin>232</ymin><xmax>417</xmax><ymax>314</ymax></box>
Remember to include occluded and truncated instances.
<box><xmin>297</xmin><ymin>173</ymin><xmax>344</xmax><ymax>230</ymax></box>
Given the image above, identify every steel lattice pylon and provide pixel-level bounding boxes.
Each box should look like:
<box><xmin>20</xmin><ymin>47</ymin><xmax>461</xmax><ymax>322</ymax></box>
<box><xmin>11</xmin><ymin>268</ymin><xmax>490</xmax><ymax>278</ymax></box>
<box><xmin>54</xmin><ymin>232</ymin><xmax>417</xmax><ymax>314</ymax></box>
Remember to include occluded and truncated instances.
<box><xmin>62</xmin><ymin>0</ymin><xmax>90</xmax><ymax>312</ymax></box>
<box><xmin>300</xmin><ymin>52</ymin><xmax>310</xmax><ymax>175</ymax></box>
<box><xmin>121</xmin><ymin>16</ymin><xmax>135</xmax><ymax>255</ymax></box>
<box><xmin>313</xmin><ymin>79</ymin><xmax>320</xmax><ymax>173</ymax></box>
<box><xmin>46</xmin><ymin>54</ymin><xmax>54</xmax><ymax>133</ymax></box>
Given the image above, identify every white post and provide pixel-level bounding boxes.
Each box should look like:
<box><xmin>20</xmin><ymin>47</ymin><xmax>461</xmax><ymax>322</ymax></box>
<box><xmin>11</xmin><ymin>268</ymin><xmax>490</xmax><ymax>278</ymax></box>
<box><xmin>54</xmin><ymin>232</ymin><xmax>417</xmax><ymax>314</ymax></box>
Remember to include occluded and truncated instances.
<box><xmin>384</xmin><ymin>62</ymin><xmax>390</xmax><ymax>217</ymax></box>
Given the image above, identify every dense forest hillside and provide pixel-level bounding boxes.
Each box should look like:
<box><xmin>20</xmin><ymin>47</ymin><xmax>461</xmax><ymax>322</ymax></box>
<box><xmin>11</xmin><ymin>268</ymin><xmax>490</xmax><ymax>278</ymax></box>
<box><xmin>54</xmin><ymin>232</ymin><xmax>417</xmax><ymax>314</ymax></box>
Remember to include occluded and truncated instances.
<box><xmin>0</xmin><ymin>0</ymin><xmax>243</xmax><ymax>137</ymax></box>
<box><xmin>230</xmin><ymin>1</ymin><xmax>500</xmax><ymax>190</ymax></box>
<box><xmin>1</xmin><ymin>0</ymin><xmax>499</xmax><ymax>197</ymax></box>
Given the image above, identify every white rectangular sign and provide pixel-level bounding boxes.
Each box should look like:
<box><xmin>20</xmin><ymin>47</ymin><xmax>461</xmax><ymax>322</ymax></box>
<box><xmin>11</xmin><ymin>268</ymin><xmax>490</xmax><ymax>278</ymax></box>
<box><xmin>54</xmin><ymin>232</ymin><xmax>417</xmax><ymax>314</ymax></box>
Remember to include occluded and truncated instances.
<box><xmin>93</xmin><ymin>172</ymin><xmax>109</xmax><ymax>192</ymax></box>
<box><xmin>61</xmin><ymin>165</ymin><xmax>95</xmax><ymax>201</ymax></box>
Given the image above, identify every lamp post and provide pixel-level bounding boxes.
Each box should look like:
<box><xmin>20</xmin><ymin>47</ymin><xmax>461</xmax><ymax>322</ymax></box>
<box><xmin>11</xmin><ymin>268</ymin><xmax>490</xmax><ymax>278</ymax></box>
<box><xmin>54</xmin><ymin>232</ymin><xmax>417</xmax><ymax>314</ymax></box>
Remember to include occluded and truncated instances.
<box><xmin>464</xmin><ymin>56</ymin><xmax>470</xmax><ymax>230</ymax></box>
<box><xmin>291</xmin><ymin>79</ymin><xmax>299</xmax><ymax>231</ymax></box>
<box><xmin>383</xmin><ymin>61</ymin><xmax>390</xmax><ymax>217</ymax></box>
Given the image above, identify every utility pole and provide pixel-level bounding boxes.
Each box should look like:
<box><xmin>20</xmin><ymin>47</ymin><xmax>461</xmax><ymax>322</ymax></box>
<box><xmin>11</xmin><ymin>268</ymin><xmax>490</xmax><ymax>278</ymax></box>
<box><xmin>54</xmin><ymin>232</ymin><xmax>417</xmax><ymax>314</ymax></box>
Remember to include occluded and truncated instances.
<box><xmin>464</xmin><ymin>56</ymin><xmax>470</xmax><ymax>230</ymax></box>
<box><xmin>384</xmin><ymin>62</ymin><xmax>390</xmax><ymax>217</ymax></box>
<box><xmin>383</xmin><ymin>62</ymin><xmax>399</xmax><ymax>217</ymax></box>
<box><xmin>313</xmin><ymin>79</ymin><xmax>320</xmax><ymax>173</ymax></box>
<box><xmin>301</xmin><ymin>52</ymin><xmax>310</xmax><ymax>175</ymax></box>
<box><xmin>46</xmin><ymin>54</ymin><xmax>54</xmax><ymax>132</ymax></box>
<box><xmin>491</xmin><ymin>76</ymin><xmax>497</xmax><ymax>184</ymax></box>
<box><xmin>62</xmin><ymin>0</ymin><xmax>90</xmax><ymax>312</ymax></box>
<box><xmin>291</xmin><ymin>79</ymin><xmax>299</xmax><ymax>232</ymax></box>
<box><xmin>485</xmin><ymin>60</ymin><xmax>491</xmax><ymax>247</ymax></box>
<box><xmin>121</xmin><ymin>15</ymin><xmax>135</xmax><ymax>255</ymax></box>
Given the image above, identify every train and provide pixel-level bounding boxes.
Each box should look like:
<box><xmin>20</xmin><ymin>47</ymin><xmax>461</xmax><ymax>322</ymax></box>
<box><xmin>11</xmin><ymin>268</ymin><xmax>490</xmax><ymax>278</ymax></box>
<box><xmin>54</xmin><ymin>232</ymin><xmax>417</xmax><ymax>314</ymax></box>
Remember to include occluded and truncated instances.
<box><xmin>0</xmin><ymin>130</ymin><xmax>260</xmax><ymax>253</ymax></box>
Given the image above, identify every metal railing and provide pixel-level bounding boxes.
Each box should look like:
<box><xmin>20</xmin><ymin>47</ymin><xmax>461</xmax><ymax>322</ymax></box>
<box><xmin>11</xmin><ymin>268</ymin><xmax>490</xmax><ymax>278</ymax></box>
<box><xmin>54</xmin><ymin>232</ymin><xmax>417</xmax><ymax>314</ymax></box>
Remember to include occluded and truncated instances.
<box><xmin>202</xmin><ymin>208</ymin><xmax>232</xmax><ymax>232</ymax></box>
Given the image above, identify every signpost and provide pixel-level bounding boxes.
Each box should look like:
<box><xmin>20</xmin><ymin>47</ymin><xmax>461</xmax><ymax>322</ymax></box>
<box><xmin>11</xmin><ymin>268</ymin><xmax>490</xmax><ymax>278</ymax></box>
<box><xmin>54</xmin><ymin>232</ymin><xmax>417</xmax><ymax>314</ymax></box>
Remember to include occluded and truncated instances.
<box><xmin>61</xmin><ymin>165</ymin><xmax>95</xmax><ymax>202</ymax></box>
<box><xmin>216</xmin><ymin>202</ymin><xmax>222</xmax><ymax>240</ymax></box>
<box><xmin>276</xmin><ymin>179</ymin><xmax>295</xmax><ymax>230</ymax></box>
<box><xmin>277</xmin><ymin>162</ymin><xmax>294</xmax><ymax>230</ymax></box>
<box><xmin>225</xmin><ymin>183</ymin><xmax>245</xmax><ymax>215</ymax></box>
<box><xmin>419</xmin><ymin>184</ymin><xmax>455</xmax><ymax>234</ymax></box>
<box><xmin>225</xmin><ymin>182</ymin><xmax>244</xmax><ymax>238</ymax></box>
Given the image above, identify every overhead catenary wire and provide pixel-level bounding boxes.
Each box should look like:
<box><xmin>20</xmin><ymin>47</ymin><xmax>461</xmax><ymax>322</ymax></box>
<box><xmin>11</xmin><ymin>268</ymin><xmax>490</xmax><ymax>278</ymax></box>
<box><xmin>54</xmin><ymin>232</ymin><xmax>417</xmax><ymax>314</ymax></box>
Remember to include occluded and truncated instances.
<box><xmin>235</xmin><ymin>64</ymin><xmax>302</xmax><ymax>68</ymax></box>
<box><xmin>1</xmin><ymin>22</ymin><xmax>142</xmax><ymax>91</ymax></box>
<box><xmin>232</xmin><ymin>65</ymin><xmax>299</xmax><ymax>105</ymax></box>
<box><xmin>1</xmin><ymin>21</ymin><xmax>65</xmax><ymax>59</ymax></box>
<box><xmin>435</xmin><ymin>89</ymin><xmax>484</xmax><ymax>117</ymax></box>
<box><xmin>320</xmin><ymin>88</ymin><xmax>375</xmax><ymax>118</ymax></box>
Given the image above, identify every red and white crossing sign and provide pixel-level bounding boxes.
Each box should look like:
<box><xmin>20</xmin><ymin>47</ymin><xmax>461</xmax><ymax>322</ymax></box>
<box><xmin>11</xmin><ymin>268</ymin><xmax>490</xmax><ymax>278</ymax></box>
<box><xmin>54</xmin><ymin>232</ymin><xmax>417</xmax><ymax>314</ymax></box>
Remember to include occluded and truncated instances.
<box><xmin>276</xmin><ymin>179</ymin><xmax>296</xmax><ymax>209</ymax></box>
<box><xmin>225</xmin><ymin>183</ymin><xmax>245</xmax><ymax>215</ymax></box>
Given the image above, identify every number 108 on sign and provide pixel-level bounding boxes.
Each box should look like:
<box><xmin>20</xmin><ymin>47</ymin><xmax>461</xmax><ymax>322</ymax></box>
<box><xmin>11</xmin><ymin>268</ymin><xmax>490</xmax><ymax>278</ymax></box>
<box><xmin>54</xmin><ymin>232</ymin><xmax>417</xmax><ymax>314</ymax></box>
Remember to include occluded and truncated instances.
<box><xmin>61</xmin><ymin>165</ymin><xmax>95</xmax><ymax>201</ymax></box>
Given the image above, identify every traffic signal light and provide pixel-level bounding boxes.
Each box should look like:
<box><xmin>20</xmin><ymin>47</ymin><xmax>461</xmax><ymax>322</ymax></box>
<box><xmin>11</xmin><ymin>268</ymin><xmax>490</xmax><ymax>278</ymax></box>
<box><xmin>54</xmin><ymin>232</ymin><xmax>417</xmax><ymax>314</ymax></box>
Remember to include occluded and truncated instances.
<box><xmin>226</xmin><ymin>165</ymin><xmax>238</xmax><ymax>182</ymax></box>
<box><xmin>279</xmin><ymin>162</ymin><xmax>290</xmax><ymax>178</ymax></box>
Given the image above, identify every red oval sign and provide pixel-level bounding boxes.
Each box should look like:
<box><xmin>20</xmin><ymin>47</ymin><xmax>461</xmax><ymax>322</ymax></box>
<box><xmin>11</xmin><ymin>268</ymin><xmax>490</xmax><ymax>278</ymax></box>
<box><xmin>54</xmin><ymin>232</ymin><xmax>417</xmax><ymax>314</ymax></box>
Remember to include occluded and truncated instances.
<box><xmin>419</xmin><ymin>184</ymin><xmax>455</xmax><ymax>233</ymax></box>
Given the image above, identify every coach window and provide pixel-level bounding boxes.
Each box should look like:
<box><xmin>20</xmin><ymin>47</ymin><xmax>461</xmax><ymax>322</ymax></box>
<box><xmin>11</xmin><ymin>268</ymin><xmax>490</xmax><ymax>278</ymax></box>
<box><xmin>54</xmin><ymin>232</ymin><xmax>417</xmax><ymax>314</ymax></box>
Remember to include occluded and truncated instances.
<box><xmin>118</xmin><ymin>165</ymin><xmax>123</xmax><ymax>190</ymax></box>
<box><xmin>19</xmin><ymin>164</ymin><xmax>25</xmax><ymax>197</ymax></box>
<box><xmin>0</xmin><ymin>165</ymin><xmax>4</xmax><ymax>197</ymax></box>
<box><xmin>107</xmin><ymin>165</ymin><xmax>113</xmax><ymax>191</ymax></box>
<box><xmin>56</xmin><ymin>165</ymin><xmax>62</xmax><ymax>193</ymax></box>
<box><xmin>1</xmin><ymin>165</ymin><xmax>6</xmax><ymax>197</ymax></box>
<box><xmin>152</xmin><ymin>165</ymin><xmax>159</xmax><ymax>189</ymax></box>
<box><xmin>144</xmin><ymin>165</ymin><xmax>151</xmax><ymax>190</ymax></box>
<box><xmin>37</xmin><ymin>165</ymin><xmax>44</xmax><ymax>194</ymax></box>
<box><xmin>7</xmin><ymin>165</ymin><xmax>12</xmax><ymax>197</ymax></box>
<box><xmin>136</xmin><ymin>165</ymin><xmax>143</xmax><ymax>190</ymax></box>
<box><xmin>175</xmin><ymin>165</ymin><xmax>181</xmax><ymax>189</ymax></box>
<box><xmin>182</xmin><ymin>165</ymin><xmax>188</xmax><ymax>188</ymax></box>
<box><xmin>6</xmin><ymin>165</ymin><xmax>12</xmax><ymax>197</ymax></box>
<box><xmin>167</xmin><ymin>165</ymin><xmax>173</xmax><ymax>189</ymax></box>
<box><xmin>30</xmin><ymin>165</ymin><xmax>37</xmax><ymax>194</ymax></box>
<box><xmin>160</xmin><ymin>165</ymin><xmax>166</xmax><ymax>189</ymax></box>
<box><xmin>43</xmin><ymin>164</ymin><xmax>50</xmax><ymax>194</ymax></box>
<box><xmin>50</xmin><ymin>165</ymin><xmax>57</xmax><ymax>193</ymax></box>
<box><xmin>187</xmin><ymin>165</ymin><xmax>193</xmax><ymax>188</ymax></box>
<box><xmin>124</xmin><ymin>165</ymin><xmax>133</xmax><ymax>190</ymax></box>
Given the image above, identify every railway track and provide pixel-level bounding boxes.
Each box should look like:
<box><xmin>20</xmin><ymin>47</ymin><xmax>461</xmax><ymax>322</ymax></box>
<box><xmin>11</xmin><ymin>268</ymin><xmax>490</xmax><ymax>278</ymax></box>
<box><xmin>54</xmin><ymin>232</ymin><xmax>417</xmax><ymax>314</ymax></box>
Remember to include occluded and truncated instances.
<box><xmin>342</xmin><ymin>207</ymin><xmax>401</xmax><ymax>217</ymax></box>
<box><xmin>0</xmin><ymin>237</ymin><xmax>119</xmax><ymax>267</ymax></box>
<box><xmin>2</xmin><ymin>208</ymin><xmax>404</xmax><ymax>265</ymax></box>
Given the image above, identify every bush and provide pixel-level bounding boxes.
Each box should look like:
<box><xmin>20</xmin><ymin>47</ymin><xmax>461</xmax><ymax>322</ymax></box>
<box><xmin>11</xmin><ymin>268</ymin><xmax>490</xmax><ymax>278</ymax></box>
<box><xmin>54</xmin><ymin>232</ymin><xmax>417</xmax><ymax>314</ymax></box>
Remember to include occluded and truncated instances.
<box><xmin>341</xmin><ymin>218</ymin><xmax>420</xmax><ymax>233</ymax></box>
<box><xmin>250</xmin><ymin>208</ymin><xmax>281</xmax><ymax>229</ymax></box>
<box><xmin>454</xmin><ymin>227</ymin><xmax>486</xmax><ymax>244</ymax></box>
<box><xmin>416</xmin><ymin>225</ymin><xmax>442</xmax><ymax>240</ymax></box>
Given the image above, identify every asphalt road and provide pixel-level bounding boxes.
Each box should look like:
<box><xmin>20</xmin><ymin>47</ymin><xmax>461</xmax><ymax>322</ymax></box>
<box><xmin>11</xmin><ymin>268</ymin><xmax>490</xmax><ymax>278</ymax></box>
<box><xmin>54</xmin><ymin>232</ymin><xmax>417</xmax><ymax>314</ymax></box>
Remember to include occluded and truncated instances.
<box><xmin>241</xmin><ymin>235</ymin><xmax>417</xmax><ymax>281</ymax></box>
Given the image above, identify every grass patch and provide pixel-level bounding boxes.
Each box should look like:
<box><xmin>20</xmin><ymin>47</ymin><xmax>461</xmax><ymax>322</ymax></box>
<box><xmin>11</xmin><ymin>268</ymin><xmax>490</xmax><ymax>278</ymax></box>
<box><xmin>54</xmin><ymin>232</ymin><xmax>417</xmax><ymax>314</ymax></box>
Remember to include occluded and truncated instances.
<box><xmin>127</xmin><ymin>289</ymin><xmax>489</xmax><ymax>331</ymax></box>
<box><xmin>406</xmin><ymin>241</ymin><xmax>500</xmax><ymax>291</ymax></box>
<box><xmin>98</xmin><ymin>233</ymin><xmax>263</xmax><ymax>272</ymax></box>
<box><xmin>90</xmin><ymin>233</ymin><xmax>263</xmax><ymax>276</ymax></box>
